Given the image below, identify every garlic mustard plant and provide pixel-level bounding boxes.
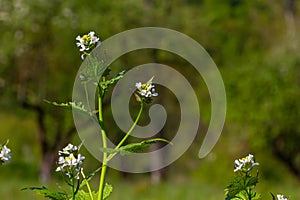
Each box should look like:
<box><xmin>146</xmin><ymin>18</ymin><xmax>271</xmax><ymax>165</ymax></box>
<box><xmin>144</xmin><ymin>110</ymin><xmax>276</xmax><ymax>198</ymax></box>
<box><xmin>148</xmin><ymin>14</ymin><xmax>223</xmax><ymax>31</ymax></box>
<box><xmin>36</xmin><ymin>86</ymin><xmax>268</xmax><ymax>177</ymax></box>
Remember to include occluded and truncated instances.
<box><xmin>225</xmin><ymin>154</ymin><xmax>261</xmax><ymax>200</ymax></box>
<box><xmin>226</xmin><ymin>154</ymin><xmax>291</xmax><ymax>200</ymax></box>
<box><xmin>26</xmin><ymin>31</ymin><xmax>167</xmax><ymax>200</ymax></box>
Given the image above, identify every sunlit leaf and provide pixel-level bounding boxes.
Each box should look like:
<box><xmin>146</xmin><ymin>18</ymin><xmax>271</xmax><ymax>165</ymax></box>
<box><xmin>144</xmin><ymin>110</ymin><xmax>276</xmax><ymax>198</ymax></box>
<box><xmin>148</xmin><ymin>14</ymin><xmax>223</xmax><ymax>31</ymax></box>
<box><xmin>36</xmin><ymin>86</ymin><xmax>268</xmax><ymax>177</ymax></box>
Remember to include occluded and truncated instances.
<box><xmin>103</xmin><ymin>183</ymin><xmax>113</xmax><ymax>200</ymax></box>
<box><xmin>100</xmin><ymin>138</ymin><xmax>170</xmax><ymax>156</ymax></box>
<box><xmin>225</xmin><ymin>174</ymin><xmax>260</xmax><ymax>200</ymax></box>
<box><xmin>119</xmin><ymin>138</ymin><xmax>170</xmax><ymax>155</ymax></box>
<box><xmin>99</xmin><ymin>70</ymin><xmax>126</xmax><ymax>90</ymax></box>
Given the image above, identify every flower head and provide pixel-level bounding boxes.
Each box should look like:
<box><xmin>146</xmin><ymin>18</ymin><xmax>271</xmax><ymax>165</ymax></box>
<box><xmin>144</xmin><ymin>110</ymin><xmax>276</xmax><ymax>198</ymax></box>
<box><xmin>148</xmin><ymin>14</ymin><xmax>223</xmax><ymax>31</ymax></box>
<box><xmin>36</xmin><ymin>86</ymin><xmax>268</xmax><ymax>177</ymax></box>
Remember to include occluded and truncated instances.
<box><xmin>277</xmin><ymin>194</ymin><xmax>289</xmax><ymax>200</ymax></box>
<box><xmin>0</xmin><ymin>144</ymin><xmax>11</xmax><ymax>164</ymax></box>
<box><xmin>76</xmin><ymin>31</ymin><xmax>100</xmax><ymax>60</ymax></box>
<box><xmin>135</xmin><ymin>77</ymin><xmax>158</xmax><ymax>103</ymax></box>
<box><xmin>58</xmin><ymin>143</ymin><xmax>78</xmax><ymax>155</ymax></box>
<box><xmin>56</xmin><ymin>143</ymin><xmax>85</xmax><ymax>179</ymax></box>
<box><xmin>234</xmin><ymin>154</ymin><xmax>259</xmax><ymax>173</ymax></box>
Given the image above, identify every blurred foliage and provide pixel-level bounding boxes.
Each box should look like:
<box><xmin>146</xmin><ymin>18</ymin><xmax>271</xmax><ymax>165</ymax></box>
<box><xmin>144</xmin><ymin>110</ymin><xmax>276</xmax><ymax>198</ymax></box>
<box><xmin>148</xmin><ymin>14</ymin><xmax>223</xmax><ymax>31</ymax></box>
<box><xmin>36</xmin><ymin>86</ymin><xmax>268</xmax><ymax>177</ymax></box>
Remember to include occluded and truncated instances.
<box><xmin>1</xmin><ymin>0</ymin><xmax>300</xmax><ymax>198</ymax></box>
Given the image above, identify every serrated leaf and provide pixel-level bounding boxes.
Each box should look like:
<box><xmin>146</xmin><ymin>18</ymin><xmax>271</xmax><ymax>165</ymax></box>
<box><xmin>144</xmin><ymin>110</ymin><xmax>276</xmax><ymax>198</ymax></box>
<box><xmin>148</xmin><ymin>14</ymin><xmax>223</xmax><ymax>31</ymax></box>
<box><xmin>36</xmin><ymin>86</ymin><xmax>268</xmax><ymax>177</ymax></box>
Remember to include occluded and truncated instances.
<box><xmin>44</xmin><ymin>100</ymin><xmax>96</xmax><ymax>119</ymax></box>
<box><xmin>78</xmin><ymin>183</ymin><xmax>112</xmax><ymax>200</ymax></box>
<box><xmin>119</xmin><ymin>138</ymin><xmax>170</xmax><ymax>155</ymax></box>
<box><xmin>80</xmin><ymin>57</ymin><xmax>107</xmax><ymax>82</ymax></box>
<box><xmin>225</xmin><ymin>175</ymin><xmax>247</xmax><ymax>197</ymax></box>
<box><xmin>22</xmin><ymin>186</ymin><xmax>67</xmax><ymax>200</ymax></box>
<box><xmin>245</xmin><ymin>176</ymin><xmax>259</xmax><ymax>188</ymax></box>
<box><xmin>103</xmin><ymin>183</ymin><xmax>113</xmax><ymax>200</ymax></box>
<box><xmin>76</xmin><ymin>190</ymin><xmax>97</xmax><ymax>200</ymax></box>
<box><xmin>45</xmin><ymin>100</ymin><xmax>87</xmax><ymax>112</ymax></box>
<box><xmin>225</xmin><ymin>175</ymin><xmax>260</xmax><ymax>200</ymax></box>
<box><xmin>99</xmin><ymin>138</ymin><xmax>171</xmax><ymax>156</ymax></box>
<box><xmin>99</xmin><ymin>70</ymin><xmax>125</xmax><ymax>90</ymax></box>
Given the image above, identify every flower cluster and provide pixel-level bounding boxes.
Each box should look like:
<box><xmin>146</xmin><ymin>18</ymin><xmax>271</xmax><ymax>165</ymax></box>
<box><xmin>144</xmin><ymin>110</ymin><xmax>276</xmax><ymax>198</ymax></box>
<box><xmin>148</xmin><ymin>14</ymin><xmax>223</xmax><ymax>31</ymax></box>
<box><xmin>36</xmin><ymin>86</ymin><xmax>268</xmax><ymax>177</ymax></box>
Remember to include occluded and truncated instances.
<box><xmin>135</xmin><ymin>78</ymin><xmax>158</xmax><ymax>103</ymax></box>
<box><xmin>0</xmin><ymin>143</ymin><xmax>11</xmax><ymax>164</ymax></box>
<box><xmin>76</xmin><ymin>31</ymin><xmax>100</xmax><ymax>60</ymax></box>
<box><xmin>277</xmin><ymin>194</ymin><xmax>289</xmax><ymax>200</ymax></box>
<box><xmin>56</xmin><ymin>144</ymin><xmax>85</xmax><ymax>179</ymax></box>
<box><xmin>234</xmin><ymin>153</ymin><xmax>259</xmax><ymax>173</ymax></box>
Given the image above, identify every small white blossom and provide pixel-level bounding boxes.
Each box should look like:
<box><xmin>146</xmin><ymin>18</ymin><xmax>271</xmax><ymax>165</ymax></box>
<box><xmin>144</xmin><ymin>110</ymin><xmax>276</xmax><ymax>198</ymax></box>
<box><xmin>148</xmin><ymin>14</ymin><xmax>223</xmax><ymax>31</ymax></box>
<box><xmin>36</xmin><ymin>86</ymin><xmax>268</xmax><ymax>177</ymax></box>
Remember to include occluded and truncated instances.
<box><xmin>56</xmin><ymin>144</ymin><xmax>85</xmax><ymax>179</ymax></box>
<box><xmin>76</xmin><ymin>31</ymin><xmax>101</xmax><ymax>60</ymax></box>
<box><xmin>58</xmin><ymin>143</ymin><xmax>78</xmax><ymax>156</ymax></box>
<box><xmin>136</xmin><ymin>82</ymin><xmax>158</xmax><ymax>98</ymax></box>
<box><xmin>277</xmin><ymin>194</ymin><xmax>289</xmax><ymax>200</ymax></box>
<box><xmin>0</xmin><ymin>145</ymin><xmax>11</xmax><ymax>164</ymax></box>
<box><xmin>135</xmin><ymin>78</ymin><xmax>158</xmax><ymax>103</ymax></box>
<box><xmin>234</xmin><ymin>154</ymin><xmax>259</xmax><ymax>173</ymax></box>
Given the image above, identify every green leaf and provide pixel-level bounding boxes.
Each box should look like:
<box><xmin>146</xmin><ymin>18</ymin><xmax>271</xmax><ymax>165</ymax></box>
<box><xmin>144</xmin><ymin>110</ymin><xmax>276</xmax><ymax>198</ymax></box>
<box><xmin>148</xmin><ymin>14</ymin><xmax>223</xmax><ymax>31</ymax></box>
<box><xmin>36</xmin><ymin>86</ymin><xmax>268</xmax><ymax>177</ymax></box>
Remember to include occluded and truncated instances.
<box><xmin>227</xmin><ymin>190</ymin><xmax>247</xmax><ymax>200</ymax></box>
<box><xmin>225</xmin><ymin>175</ymin><xmax>244</xmax><ymax>197</ymax></box>
<box><xmin>225</xmin><ymin>174</ymin><xmax>260</xmax><ymax>200</ymax></box>
<box><xmin>99</xmin><ymin>70</ymin><xmax>125</xmax><ymax>90</ymax></box>
<box><xmin>245</xmin><ymin>176</ymin><xmax>259</xmax><ymax>188</ymax></box>
<box><xmin>77</xmin><ymin>183</ymin><xmax>112</xmax><ymax>200</ymax></box>
<box><xmin>100</xmin><ymin>138</ymin><xmax>171</xmax><ymax>156</ymax></box>
<box><xmin>103</xmin><ymin>183</ymin><xmax>113</xmax><ymax>200</ymax></box>
<box><xmin>76</xmin><ymin>190</ymin><xmax>97</xmax><ymax>200</ymax></box>
<box><xmin>119</xmin><ymin>138</ymin><xmax>170</xmax><ymax>155</ymax></box>
<box><xmin>45</xmin><ymin>100</ymin><xmax>86</xmax><ymax>111</ymax></box>
<box><xmin>44</xmin><ymin>100</ymin><xmax>96</xmax><ymax>119</ymax></box>
<box><xmin>80</xmin><ymin>57</ymin><xmax>108</xmax><ymax>82</ymax></box>
<box><xmin>22</xmin><ymin>186</ymin><xmax>68</xmax><ymax>200</ymax></box>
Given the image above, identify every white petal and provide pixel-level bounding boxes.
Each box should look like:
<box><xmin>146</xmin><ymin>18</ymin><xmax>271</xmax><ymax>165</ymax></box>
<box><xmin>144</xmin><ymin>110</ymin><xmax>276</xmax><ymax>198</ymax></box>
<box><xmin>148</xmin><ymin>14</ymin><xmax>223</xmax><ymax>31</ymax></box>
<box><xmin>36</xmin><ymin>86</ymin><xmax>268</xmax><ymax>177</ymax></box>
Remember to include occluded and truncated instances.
<box><xmin>135</xmin><ymin>82</ymin><xmax>142</xmax><ymax>89</ymax></box>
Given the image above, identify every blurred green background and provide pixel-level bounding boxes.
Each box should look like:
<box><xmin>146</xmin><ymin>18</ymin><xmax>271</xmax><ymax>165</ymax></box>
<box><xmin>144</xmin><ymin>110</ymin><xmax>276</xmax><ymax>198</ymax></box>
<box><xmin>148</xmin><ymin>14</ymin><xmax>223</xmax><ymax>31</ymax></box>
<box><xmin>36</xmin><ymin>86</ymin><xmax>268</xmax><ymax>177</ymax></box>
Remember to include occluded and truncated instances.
<box><xmin>1</xmin><ymin>0</ymin><xmax>300</xmax><ymax>199</ymax></box>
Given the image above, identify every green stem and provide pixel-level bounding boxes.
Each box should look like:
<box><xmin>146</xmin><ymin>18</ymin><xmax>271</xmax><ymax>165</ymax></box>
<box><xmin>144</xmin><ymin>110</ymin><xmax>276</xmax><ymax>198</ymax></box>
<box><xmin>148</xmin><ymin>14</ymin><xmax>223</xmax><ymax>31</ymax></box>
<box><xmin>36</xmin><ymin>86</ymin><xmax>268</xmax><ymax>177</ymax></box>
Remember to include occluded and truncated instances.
<box><xmin>244</xmin><ymin>172</ymin><xmax>252</xmax><ymax>200</ymax></box>
<box><xmin>81</xmin><ymin>171</ymin><xmax>94</xmax><ymax>200</ymax></box>
<box><xmin>107</xmin><ymin>101</ymin><xmax>144</xmax><ymax>162</ymax></box>
<box><xmin>97</xmin><ymin>93</ymin><xmax>108</xmax><ymax>200</ymax></box>
<box><xmin>83</xmin><ymin>82</ymin><xmax>91</xmax><ymax>111</ymax></box>
<box><xmin>72</xmin><ymin>177</ymin><xmax>75</xmax><ymax>200</ymax></box>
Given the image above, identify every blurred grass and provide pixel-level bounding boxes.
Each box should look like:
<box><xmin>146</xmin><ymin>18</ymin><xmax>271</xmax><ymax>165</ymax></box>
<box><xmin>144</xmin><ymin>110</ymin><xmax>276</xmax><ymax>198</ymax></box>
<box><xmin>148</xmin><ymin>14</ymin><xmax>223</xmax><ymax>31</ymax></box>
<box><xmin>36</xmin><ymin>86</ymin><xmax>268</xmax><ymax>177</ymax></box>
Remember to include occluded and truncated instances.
<box><xmin>2</xmin><ymin>166</ymin><xmax>300</xmax><ymax>200</ymax></box>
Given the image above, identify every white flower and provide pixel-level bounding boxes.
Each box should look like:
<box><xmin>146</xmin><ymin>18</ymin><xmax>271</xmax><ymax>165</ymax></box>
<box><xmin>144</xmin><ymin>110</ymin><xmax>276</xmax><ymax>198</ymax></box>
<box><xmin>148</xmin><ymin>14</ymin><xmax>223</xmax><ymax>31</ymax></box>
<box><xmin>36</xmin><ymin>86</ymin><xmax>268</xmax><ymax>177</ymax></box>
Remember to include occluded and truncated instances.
<box><xmin>58</xmin><ymin>143</ymin><xmax>78</xmax><ymax>156</ymax></box>
<box><xmin>234</xmin><ymin>154</ymin><xmax>259</xmax><ymax>173</ymax></box>
<box><xmin>277</xmin><ymin>194</ymin><xmax>289</xmax><ymax>200</ymax></box>
<box><xmin>135</xmin><ymin>78</ymin><xmax>158</xmax><ymax>100</ymax></box>
<box><xmin>89</xmin><ymin>31</ymin><xmax>100</xmax><ymax>43</ymax></box>
<box><xmin>76</xmin><ymin>31</ymin><xmax>100</xmax><ymax>59</ymax></box>
<box><xmin>56</xmin><ymin>144</ymin><xmax>85</xmax><ymax>179</ymax></box>
<box><xmin>0</xmin><ymin>145</ymin><xmax>11</xmax><ymax>164</ymax></box>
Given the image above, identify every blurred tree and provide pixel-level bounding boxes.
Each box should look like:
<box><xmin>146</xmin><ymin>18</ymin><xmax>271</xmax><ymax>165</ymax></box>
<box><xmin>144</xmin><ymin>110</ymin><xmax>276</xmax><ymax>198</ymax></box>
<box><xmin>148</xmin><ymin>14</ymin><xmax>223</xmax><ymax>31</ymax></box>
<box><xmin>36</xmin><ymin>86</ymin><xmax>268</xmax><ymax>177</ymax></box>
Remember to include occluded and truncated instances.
<box><xmin>223</xmin><ymin>0</ymin><xmax>300</xmax><ymax>180</ymax></box>
<box><xmin>0</xmin><ymin>0</ymin><xmax>81</xmax><ymax>182</ymax></box>
<box><xmin>1</xmin><ymin>0</ymin><xmax>300</xmax><ymax>183</ymax></box>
